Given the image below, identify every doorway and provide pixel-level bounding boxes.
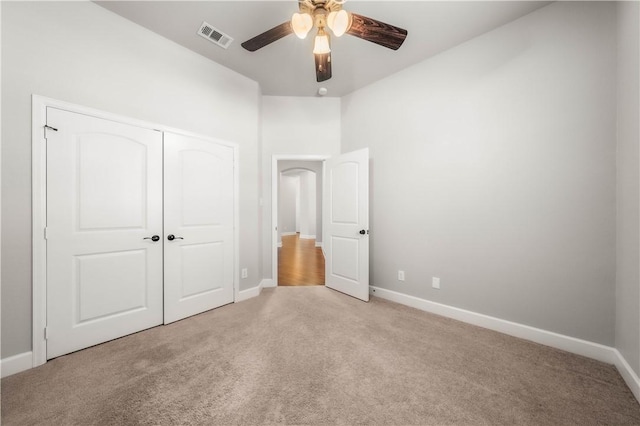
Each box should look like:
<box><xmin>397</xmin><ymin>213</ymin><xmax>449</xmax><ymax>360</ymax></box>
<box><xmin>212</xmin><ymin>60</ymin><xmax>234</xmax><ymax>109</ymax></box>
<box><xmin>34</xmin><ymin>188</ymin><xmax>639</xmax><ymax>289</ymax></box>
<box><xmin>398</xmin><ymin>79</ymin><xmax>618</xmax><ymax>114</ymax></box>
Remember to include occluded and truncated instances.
<box><xmin>271</xmin><ymin>149</ymin><xmax>370</xmax><ymax>298</ymax></box>
<box><xmin>278</xmin><ymin>167</ymin><xmax>324</xmax><ymax>285</ymax></box>
<box><xmin>272</xmin><ymin>157</ymin><xmax>328</xmax><ymax>286</ymax></box>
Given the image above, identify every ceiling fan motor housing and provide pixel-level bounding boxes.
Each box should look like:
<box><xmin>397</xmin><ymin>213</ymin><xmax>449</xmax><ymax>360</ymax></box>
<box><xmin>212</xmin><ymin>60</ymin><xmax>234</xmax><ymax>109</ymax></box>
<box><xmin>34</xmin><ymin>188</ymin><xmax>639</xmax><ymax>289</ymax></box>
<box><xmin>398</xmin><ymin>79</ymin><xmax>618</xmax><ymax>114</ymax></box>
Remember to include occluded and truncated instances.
<box><xmin>314</xmin><ymin>11</ymin><xmax>327</xmax><ymax>29</ymax></box>
<box><xmin>299</xmin><ymin>0</ymin><xmax>345</xmax><ymax>15</ymax></box>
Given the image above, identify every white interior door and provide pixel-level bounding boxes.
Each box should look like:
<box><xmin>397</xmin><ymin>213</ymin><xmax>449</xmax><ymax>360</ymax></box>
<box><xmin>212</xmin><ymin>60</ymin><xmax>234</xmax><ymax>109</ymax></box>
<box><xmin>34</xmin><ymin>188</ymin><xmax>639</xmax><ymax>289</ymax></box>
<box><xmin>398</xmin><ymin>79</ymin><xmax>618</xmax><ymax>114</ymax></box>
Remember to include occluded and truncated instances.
<box><xmin>46</xmin><ymin>108</ymin><xmax>163</xmax><ymax>359</ymax></box>
<box><xmin>163</xmin><ymin>133</ymin><xmax>235</xmax><ymax>324</ymax></box>
<box><xmin>324</xmin><ymin>148</ymin><xmax>370</xmax><ymax>301</ymax></box>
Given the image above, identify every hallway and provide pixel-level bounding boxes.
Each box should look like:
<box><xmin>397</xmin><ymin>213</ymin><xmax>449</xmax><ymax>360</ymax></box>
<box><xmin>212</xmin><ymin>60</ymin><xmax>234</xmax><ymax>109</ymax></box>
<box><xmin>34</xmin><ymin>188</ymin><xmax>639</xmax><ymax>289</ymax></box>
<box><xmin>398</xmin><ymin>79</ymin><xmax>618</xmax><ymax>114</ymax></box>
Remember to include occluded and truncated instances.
<box><xmin>278</xmin><ymin>234</ymin><xmax>325</xmax><ymax>286</ymax></box>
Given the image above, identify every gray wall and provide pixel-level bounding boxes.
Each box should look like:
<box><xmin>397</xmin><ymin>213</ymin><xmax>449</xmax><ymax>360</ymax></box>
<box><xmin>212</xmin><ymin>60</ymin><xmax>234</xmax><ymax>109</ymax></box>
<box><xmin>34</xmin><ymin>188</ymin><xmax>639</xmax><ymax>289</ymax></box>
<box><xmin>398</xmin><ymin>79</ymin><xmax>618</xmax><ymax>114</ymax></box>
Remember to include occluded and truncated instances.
<box><xmin>616</xmin><ymin>0</ymin><xmax>640</xmax><ymax>376</ymax></box>
<box><xmin>1</xmin><ymin>1</ymin><xmax>261</xmax><ymax>358</ymax></box>
<box><xmin>279</xmin><ymin>174</ymin><xmax>299</xmax><ymax>237</ymax></box>
<box><xmin>298</xmin><ymin>171</ymin><xmax>316</xmax><ymax>238</ymax></box>
<box><xmin>341</xmin><ymin>1</ymin><xmax>617</xmax><ymax>345</ymax></box>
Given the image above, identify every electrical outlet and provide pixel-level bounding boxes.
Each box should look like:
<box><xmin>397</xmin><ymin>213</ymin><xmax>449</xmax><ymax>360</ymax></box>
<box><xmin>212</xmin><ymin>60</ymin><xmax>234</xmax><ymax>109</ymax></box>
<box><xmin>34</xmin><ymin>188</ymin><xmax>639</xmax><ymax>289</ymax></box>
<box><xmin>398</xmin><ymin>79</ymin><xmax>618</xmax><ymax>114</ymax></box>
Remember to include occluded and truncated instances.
<box><xmin>432</xmin><ymin>277</ymin><xmax>440</xmax><ymax>289</ymax></box>
<box><xmin>241</xmin><ymin>268</ymin><xmax>248</xmax><ymax>279</ymax></box>
<box><xmin>398</xmin><ymin>270</ymin><xmax>405</xmax><ymax>281</ymax></box>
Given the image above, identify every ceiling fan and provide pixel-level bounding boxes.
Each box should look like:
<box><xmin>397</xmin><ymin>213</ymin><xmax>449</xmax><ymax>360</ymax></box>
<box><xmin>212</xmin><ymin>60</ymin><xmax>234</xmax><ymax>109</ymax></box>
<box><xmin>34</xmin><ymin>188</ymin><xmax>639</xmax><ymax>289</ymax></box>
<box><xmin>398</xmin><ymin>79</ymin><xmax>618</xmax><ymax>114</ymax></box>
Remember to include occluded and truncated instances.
<box><xmin>241</xmin><ymin>0</ymin><xmax>408</xmax><ymax>83</ymax></box>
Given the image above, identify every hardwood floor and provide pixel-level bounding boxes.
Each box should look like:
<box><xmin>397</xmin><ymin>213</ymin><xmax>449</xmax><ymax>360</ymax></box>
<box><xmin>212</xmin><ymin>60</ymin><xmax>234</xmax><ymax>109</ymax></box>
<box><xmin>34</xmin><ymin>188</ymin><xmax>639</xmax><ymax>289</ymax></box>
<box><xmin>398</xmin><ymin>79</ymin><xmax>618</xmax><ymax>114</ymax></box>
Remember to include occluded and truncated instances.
<box><xmin>278</xmin><ymin>234</ymin><xmax>325</xmax><ymax>286</ymax></box>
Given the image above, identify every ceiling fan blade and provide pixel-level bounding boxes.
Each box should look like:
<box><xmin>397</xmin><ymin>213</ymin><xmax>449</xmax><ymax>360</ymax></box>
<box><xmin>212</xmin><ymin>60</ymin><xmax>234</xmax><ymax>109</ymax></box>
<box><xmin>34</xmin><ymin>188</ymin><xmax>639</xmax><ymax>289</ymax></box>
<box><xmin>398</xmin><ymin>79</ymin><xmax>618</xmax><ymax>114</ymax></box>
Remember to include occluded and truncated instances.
<box><xmin>346</xmin><ymin>13</ymin><xmax>407</xmax><ymax>50</ymax></box>
<box><xmin>241</xmin><ymin>21</ymin><xmax>293</xmax><ymax>52</ymax></box>
<box><xmin>315</xmin><ymin>52</ymin><xmax>332</xmax><ymax>82</ymax></box>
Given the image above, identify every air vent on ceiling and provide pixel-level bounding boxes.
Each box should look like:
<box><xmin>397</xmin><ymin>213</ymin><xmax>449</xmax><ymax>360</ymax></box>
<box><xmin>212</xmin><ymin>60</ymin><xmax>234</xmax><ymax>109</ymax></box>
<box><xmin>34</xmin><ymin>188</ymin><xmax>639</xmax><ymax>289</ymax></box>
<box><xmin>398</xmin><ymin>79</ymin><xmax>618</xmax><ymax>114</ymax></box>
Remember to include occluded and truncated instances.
<box><xmin>197</xmin><ymin>21</ymin><xmax>233</xmax><ymax>49</ymax></box>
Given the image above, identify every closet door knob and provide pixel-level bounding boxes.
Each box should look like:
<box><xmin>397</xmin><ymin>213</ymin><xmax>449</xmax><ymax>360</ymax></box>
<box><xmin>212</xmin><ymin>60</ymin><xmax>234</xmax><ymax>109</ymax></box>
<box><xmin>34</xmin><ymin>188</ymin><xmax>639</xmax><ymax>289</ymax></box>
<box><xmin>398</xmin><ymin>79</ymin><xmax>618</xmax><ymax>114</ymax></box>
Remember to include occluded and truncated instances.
<box><xmin>167</xmin><ymin>234</ymin><xmax>184</xmax><ymax>241</ymax></box>
<box><xmin>143</xmin><ymin>235</ymin><xmax>160</xmax><ymax>242</ymax></box>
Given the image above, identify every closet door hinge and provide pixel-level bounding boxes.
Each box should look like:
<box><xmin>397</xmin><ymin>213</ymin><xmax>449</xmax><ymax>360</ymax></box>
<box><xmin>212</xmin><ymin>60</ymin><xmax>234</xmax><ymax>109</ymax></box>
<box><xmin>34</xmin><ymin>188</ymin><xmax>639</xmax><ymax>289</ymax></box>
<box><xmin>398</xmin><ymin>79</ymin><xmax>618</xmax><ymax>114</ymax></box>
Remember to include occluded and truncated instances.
<box><xmin>44</xmin><ymin>124</ymin><xmax>58</xmax><ymax>138</ymax></box>
<box><xmin>44</xmin><ymin>327</ymin><xmax>50</xmax><ymax>340</ymax></box>
<box><xmin>44</xmin><ymin>227</ymin><xmax>49</xmax><ymax>240</ymax></box>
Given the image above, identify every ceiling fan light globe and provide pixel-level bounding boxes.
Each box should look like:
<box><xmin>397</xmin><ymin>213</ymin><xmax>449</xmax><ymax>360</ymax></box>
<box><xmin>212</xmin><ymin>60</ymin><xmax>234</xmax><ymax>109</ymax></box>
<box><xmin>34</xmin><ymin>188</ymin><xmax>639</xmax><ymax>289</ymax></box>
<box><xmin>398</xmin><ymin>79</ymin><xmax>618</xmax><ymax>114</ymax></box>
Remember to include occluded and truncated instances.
<box><xmin>291</xmin><ymin>13</ymin><xmax>313</xmax><ymax>39</ymax></box>
<box><xmin>327</xmin><ymin>10</ymin><xmax>350</xmax><ymax>37</ymax></box>
<box><xmin>313</xmin><ymin>32</ymin><xmax>331</xmax><ymax>54</ymax></box>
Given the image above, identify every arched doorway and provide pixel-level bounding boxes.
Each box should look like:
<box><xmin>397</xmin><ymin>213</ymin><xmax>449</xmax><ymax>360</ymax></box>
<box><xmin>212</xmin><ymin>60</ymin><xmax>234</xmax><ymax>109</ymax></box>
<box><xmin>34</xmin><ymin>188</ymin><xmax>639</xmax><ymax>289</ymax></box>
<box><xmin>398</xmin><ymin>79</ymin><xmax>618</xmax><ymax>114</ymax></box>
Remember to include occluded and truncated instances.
<box><xmin>276</xmin><ymin>162</ymin><xmax>325</xmax><ymax>286</ymax></box>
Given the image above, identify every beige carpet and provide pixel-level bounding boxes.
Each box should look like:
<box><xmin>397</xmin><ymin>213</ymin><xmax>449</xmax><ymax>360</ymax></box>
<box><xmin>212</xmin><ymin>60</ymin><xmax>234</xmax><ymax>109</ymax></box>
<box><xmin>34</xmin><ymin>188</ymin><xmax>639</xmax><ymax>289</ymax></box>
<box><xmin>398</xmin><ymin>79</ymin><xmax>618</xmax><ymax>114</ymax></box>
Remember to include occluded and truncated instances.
<box><xmin>2</xmin><ymin>287</ymin><xmax>639</xmax><ymax>425</ymax></box>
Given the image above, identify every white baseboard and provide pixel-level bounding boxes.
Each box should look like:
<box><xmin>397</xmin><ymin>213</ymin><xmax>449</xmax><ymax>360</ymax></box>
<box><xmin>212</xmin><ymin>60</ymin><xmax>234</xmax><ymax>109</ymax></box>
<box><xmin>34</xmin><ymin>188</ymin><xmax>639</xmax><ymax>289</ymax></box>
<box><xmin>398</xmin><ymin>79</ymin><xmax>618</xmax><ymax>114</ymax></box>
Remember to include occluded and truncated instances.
<box><xmin>236</xmin><ymin>285</ymin><xmax>261</xmax><ymax>302</ymax></box>
<box><xmin>372</xmin><ymin>285</ymin><xmax>640</xmax><ymax>404</ymax></box>
<box><xmin>315</xmin><ymin>242</ymin><xmax>322</xmax><ymax>248</ymax></box>
<box><xmin>299</xmin><ymin>234</ymin><xmax>315</xmax><ymax>240</ymax></box>
<box><xmin>1</xmin><ymin>351</ymin><xmax>33</xmax><ymax>378</ymax></box>
<box><xmin>236</xmin><ymin>279</ymin><xmax>276</xmax><ymax>302</ymax></box>
<box><xmin>261</xmin><ymin>278</ymin><xmax>276</xmax><ymax>288</ymax></box>
<box><xmin>613</xmin><ymin>349</ymin><xmax>640</xmax><ymax>402</ymax></box>
<box><xmin>369</xmin><ymin>286</ymin><xmax>616</xmax><ymax>364</ymax></box>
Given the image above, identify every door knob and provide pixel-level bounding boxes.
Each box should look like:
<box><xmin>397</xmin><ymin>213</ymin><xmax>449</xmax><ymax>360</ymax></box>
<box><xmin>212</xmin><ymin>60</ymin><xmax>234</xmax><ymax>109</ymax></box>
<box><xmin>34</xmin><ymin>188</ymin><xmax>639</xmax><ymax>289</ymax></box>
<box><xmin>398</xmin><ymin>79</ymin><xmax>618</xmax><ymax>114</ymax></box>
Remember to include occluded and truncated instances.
<box><xmin>167</xmin><ymin>234</ymin><xmax>184</xmax><ymax>241</ymax></box>
<box><xmin>143</xmin><ymin>235</ymin><xmax>160</xmax><ymax>242</ymax></box>
<box><xmin>359</xmin><ymin>229</ymin><xmax>366</xmax><ymax>235</ymax></box>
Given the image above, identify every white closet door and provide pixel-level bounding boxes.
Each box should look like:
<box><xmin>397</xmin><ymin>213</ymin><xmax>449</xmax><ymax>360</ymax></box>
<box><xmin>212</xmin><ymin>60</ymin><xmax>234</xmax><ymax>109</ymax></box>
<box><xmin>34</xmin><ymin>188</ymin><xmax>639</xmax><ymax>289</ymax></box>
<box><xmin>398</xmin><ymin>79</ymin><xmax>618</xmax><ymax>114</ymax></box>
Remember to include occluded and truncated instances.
<box><xmin>46</xmin><ymin>107</ymin><xmax>164</xmax><ymax>359</ymax></box>
<box><xmin>163</xmin><ymin>133</ymin><xmax>235</xmax><ymax>324</ymax></box>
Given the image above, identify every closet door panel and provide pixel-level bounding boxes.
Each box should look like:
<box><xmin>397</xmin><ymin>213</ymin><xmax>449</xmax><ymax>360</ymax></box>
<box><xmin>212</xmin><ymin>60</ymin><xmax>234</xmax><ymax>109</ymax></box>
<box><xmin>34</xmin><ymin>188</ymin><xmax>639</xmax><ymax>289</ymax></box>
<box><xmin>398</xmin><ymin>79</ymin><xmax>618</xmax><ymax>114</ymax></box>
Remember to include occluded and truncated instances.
<box><xmin>163</xmin><ymin>133</ymin><xmax>235</xmax><ymax>323</ymax></box>
<box><xmin>46</xmin><ymin>107</ymin><xmax>163</xmax><ymax>359</ymax></box>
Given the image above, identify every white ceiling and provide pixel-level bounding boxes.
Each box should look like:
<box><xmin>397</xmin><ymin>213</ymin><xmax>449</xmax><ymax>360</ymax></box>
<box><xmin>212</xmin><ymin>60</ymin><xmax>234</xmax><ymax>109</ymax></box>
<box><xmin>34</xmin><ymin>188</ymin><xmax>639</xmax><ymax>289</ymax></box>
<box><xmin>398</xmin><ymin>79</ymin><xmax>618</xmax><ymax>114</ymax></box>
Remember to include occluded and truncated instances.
<box><xmin>95</xmin><ymin>1</ymin><xmax>551</xmax><ymax>97</ymax></box>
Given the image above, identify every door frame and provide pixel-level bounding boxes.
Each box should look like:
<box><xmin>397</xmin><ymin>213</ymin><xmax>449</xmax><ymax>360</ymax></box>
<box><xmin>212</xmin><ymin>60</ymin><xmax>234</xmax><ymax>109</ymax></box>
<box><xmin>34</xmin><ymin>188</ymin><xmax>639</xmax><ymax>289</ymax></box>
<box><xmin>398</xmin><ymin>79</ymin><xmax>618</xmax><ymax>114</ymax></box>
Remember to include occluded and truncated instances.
<box><xmin>32</xmin><ymin>95</ymin><xmax>240</xmax><ymax>367</ymax></box>
<box><xmin>271</xmin><ymin>155</ymin><xmax>329</xmax><ymax>286</ymax></box>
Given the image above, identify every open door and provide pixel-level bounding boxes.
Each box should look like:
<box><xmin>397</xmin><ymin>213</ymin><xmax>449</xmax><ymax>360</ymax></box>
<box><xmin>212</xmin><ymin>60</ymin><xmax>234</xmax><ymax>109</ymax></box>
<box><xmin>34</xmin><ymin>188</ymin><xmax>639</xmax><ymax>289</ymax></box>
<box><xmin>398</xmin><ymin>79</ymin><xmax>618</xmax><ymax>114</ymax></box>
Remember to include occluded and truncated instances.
<box><xmin>324</xmin><ymin>148</ymin><xmax>369</xmax><ymax>301</ymax></box>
